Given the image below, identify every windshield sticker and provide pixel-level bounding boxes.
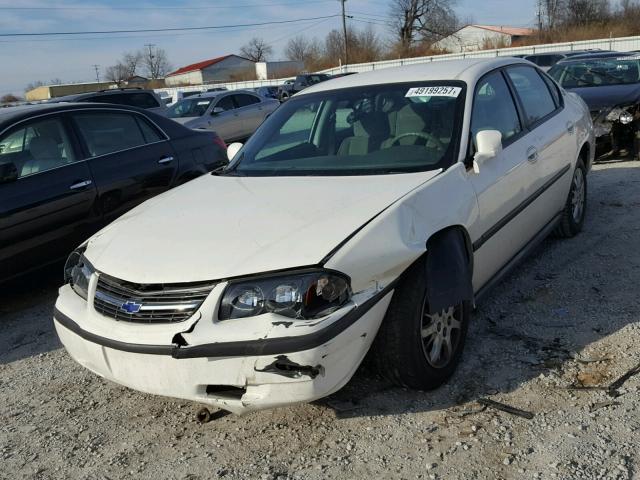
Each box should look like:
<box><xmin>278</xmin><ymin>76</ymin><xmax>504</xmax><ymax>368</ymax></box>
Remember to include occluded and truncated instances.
<box><xmin>405</xmin><ymin>86</ymin><xmax>462</xmax><ymax>98</ymax></box>
<box><xmin>197</xmin><ymin>101</ymin><xmax>210</xmax><ymax>105</ymax></box>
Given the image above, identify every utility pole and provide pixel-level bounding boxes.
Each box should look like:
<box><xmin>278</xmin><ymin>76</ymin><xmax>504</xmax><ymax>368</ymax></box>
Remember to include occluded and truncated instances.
<box><xmin>537</xmin><ymin>0</ymin><xmax>543</xmax><ymax>32</ymax></box>
<box><xmin>340</xmin><ymin>0</ymin><xmax>348</xmax><ymax>67</ymax></box>
<box><xmin>92</xmin><ymin>64</ymin><xmax>100</xmax><ymax>83</ymax></box>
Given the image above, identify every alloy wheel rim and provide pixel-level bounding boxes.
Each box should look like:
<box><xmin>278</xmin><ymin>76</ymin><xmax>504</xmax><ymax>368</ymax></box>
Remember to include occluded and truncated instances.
<box><xmin>420</xmin><ymin>304</ymin><xmax>462</xmax><ymax>369</ymax></box>
<box><xmin>571</xmin><ymin>168</ymin><xmax>585</xmax><ymax>223</ymax></box>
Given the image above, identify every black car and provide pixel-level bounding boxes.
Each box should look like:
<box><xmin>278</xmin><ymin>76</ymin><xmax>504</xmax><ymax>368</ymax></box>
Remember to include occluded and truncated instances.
<box><xmin>277</xmin><ymin>74</ymin><xmax>330</xmax><ymax>101</ymax></box>
<box><xmin>549</xmin><ymin>54</ymin><xmax>640</xmax><ymax>159</ymax></box>
<box><xmin>0</xmin><ymin>103</ymin><xmax>227</xmax><ymax>283</ymax></box>
<box><xmin>49</xmin><ymin>88</ymin><xmax>167</xmax><ymax>116</ymax></box>
<box><xmin>516</xmin><ymin>50</ymin><xmax>599</xmax><ymax>71</ymax></box>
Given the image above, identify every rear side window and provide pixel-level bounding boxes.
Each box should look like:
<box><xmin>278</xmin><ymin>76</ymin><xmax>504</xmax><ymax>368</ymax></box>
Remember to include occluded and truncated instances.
<box><xmin>471</xmin><ymin>71</ymin><xmax>522</xmax><ymax>146</ymax></box>
<box><xmin>540</xmin><ymin>72</ymin><xmax>562</xmax><ymax>107</ymax></box>
<box><xmin>506</xmin><ymin>66</ymin><xmax>557</xmax><ymax>125</ymax></box>
<box><xmin>136</xmin><ymin>117</ymin><xmax>164</xmax><ymax>143</ymax></box>
<box><xmin>234</xmin><ymin>94</ymin><xmax>261</xmax><ymax>107</ymax></box>
<box><xmin>73</xmin><ymin>112</ymin><xmax>148</xmax><ymax>157</ymax></box>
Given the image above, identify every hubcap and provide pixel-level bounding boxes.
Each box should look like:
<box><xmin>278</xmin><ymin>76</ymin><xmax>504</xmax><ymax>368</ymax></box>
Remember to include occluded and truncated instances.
<box><xmin>421</xmin><ymin>304</ymin><xmax>462</xmax><ymax>369</ymax></box>
<box><xmin>571</xmin><ymin>168</ymin><xmax>585</xmax><ymax>223</ymax></box>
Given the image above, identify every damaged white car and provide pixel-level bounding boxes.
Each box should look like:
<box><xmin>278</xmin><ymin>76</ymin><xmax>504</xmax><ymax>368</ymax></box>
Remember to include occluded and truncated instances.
<box><xmin>54</xmin><ymin>58</ymin><xmax>593</xmax><ymax>415</ymax></box>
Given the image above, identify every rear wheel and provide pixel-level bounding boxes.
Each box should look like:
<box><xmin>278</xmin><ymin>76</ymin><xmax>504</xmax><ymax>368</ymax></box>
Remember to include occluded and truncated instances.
<box><xmin>372</xmin><ymin>260</ymin><xmax>470</xmax><ymax>390</ymax></box>
<box><xmin>555</xmin><ymin>159</ymin><xmax>587</xmax><ymax>238</ymax></box>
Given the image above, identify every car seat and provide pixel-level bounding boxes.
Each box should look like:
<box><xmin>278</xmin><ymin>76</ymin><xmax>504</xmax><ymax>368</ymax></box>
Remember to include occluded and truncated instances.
<box><xmin>21</xmin><ymin>136</ymin><xmax>63</xmax><ymax>176</ymax></box>
<box><xmin>337</xmin><ymin>111</ymin><xmax>390</xmax><ymax>155</ymax></box>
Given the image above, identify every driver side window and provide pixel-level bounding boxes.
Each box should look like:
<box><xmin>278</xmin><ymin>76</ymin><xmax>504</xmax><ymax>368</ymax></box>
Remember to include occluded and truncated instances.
<box><xmin>215</xmin><ymin>96</ymin><xmax>236</xmax><ymax>112</ymax></box>
<box><xmin>471</xmin><ymin>71</ymin><xmax>522</xmax><ymax>148</ymax></box>
<box><xmin>0</xmin><ymin>117</ymin><xmax>76</xmax><ymax>179</ymax></box>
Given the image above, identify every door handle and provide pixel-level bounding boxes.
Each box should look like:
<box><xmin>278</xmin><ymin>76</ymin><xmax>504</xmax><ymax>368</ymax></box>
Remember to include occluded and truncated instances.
<box><xmin>566</xmin><ymin>121</ymin><xmax>575</xmax><ymax>135</ymax></box>
<box><xmin>158</xmin><ymin>156</ymin><xmax>174</xmax><ymax>165</ymax></box>
<box><xmin>69</xmin><ymin>180</ymin><xmax>92</xmax><ymax>190</ymax></box>
<box><xmin>527</xmin><ymin>146</ymin><xmax>539</xmax><ymax>162</ymax></box>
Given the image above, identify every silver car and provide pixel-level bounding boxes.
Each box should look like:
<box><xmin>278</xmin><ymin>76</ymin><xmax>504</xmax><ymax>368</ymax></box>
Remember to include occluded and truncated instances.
<box><xmin>166</xmin><ymin>90</ymin><xmax>279</xmax><ymax>141</ymax></box>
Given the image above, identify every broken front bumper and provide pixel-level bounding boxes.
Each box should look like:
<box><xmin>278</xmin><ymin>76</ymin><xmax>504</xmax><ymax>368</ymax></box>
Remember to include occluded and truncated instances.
<box><xmin>53</xmin><ymin>283</ymin><xmax>393</xmax><ymax>414</ymax></box>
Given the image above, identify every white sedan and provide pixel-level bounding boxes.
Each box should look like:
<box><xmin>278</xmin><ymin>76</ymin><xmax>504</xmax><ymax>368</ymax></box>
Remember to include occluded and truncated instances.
<box><xmin>54</xmin><ymin>58</ymin><xmax>593</xmax><ymax>415</ymax></box>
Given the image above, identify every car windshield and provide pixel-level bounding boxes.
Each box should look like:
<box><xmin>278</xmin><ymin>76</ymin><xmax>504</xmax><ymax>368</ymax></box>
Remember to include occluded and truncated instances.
<box><xmin>167</xmin><ymin>97</ymin><xmax>213</xmax><ymax>118</ymax></box>
<box><xmin>227</xmin><ymin>82</ymin><xmax>465</xmax><ymax>176</ymax></box>
<box><xmin>548</xmin><ymin>57</ymin><xmax>640</xmax><ymax>88</ymax></box>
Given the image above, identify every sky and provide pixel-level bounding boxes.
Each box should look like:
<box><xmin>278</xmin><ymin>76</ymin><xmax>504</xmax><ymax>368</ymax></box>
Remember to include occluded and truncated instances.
<box><xmin>0</xmin><ymin>0</ymin><xmax>536</xmax><ymax>96</ymax></box>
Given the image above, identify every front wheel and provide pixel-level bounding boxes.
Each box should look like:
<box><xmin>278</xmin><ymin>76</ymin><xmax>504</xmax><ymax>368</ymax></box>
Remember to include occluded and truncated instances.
<box><xmin>555</xmin><ymin>159</ymin><xmax>587</xmax><ymax>238</ymax></box>
<box><xmin>371</xmin><ymin>261</ymin><xmax>470</xmax><ymax>390</ymax></box>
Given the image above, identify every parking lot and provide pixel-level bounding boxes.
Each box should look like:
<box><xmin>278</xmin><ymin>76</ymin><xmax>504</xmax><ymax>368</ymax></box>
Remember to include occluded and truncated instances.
<box><xmin>0</xmin><ymin>159</ymin><xmax>638</xmax><ymax>480</ymax></box>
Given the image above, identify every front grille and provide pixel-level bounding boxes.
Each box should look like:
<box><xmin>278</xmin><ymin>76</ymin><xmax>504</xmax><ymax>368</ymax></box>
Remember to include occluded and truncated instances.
<box><xmin>93</xmin><ymin>273</ymin><xmax>214</xmax><ymax>324</ymax></box>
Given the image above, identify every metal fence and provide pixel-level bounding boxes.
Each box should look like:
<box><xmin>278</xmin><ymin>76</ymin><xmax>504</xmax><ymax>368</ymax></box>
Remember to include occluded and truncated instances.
<box><xmin>156</xmin><ymin>34</ymin><xmax>640</xmax><ymax>96</ymax></box>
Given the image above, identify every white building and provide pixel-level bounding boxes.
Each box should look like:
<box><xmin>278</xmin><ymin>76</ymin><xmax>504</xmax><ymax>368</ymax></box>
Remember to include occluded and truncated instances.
<box><xmin>255</xmin><ymin>61</ymin><xmax>303</xmax><ymax>80</ymax></box>
<box><xmin>432</xmin><ymin>25</ymin><xmax>535</xmax><ymax>53</ymax></box>
<box><xmin>165</xmin><ymin>55</ymin><xmax>255</xmax><ymax>87</ymax></box>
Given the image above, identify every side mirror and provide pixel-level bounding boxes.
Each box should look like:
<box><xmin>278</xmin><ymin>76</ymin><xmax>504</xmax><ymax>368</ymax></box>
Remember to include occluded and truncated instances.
<box><xmin>211</xmin><ymin>107</ymin><xmax>224</xmax><ymax>115</ymax></box>
<box><xmin>473</xmin><ymin>130</ymin><xmax>502</xmax><ymax>173</ymax></box>
<box><xmin>227</xmin><ymin>142</ymin><xmax>243</xmax><ymax>161</ymax></box>
<box><xmin>0</xmin><ymin>161</ymin><xmax>19</xmax><ymax>184</ymax></box>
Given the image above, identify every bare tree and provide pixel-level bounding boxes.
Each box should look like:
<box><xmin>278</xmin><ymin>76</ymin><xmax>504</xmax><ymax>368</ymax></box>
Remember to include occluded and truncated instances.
<box><xmin>561</xmin><ymin>0</ymin><xmax>609</xmax><ymax>25</ymax></box>
<box><xmin>541</xmin><ymin>0</ymin><xmax>565</xmax><ymax>29</ymax></box>
<box><xmin>285</xmin><ymin>35</ymin><xmax>323</xmax><ymax>69</ymax></box>
<box><xmin>1</xmin><ymin>94</ymin><xmax>21</xmax><ymax>104</ymax></box>
<box><xmin>239</xmin><ymin>37</ymin><xmax>273</xmax><ymax>62</ymax></box>
<box><xmin>389</xmin><ymin>0</ymin><xmax>458</xmax><ymax>53</ymax></box>
<box><xmin>123</xmin><ymin>51</ymin><xmax>143</xmax><ymax>77</ymax></box>
<box><xmin>142</xmin><ymin>47</ymin><xmax>172</xmax><ymax>79</ymax></box>
<box><xmin>104</xmin><ymin>63</ymin><xmax>129</xmax><ymax>83</ymax></box>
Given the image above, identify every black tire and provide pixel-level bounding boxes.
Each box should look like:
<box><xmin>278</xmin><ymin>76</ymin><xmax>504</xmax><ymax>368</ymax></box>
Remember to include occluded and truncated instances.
<box><xmin>555</xmin><ymin>159</ymin><xmax>587</xmax><ymax>238</ymax></box>
<box><xmin>371</xmin><ymin>259</ymin><xmax>470</xmax><ymax>390</ymax></box>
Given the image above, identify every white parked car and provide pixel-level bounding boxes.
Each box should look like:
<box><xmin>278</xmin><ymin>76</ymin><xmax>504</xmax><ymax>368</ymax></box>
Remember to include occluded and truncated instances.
<box><xmin>54</xmin><ymin>58</ymin><xmax>593</xmax><ymax>415</ymax></box>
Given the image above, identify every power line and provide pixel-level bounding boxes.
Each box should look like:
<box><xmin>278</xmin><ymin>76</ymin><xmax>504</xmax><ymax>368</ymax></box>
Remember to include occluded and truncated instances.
<box><xmin>0</xmin><ymin>14</ymin><xmax>341</xmax><ymax>37</ymax></box>
<box><xmin>0</xmin><ymin>18</ymin><xmax>329</xmax><ymax>44</ymax></box>
<box><xmin>0</xmin><ymin>0</ymin><xmax>336</xmax><ymax>10</ymax></box>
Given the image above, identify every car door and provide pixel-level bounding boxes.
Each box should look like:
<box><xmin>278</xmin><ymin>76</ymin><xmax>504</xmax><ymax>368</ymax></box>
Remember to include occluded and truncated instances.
<box><xmin>0</xmin><ymin>114</ymin><xmax>99</xmax><ymax>281</ymax></box>
<box><xmin>71</xmin><ymin>109</ymin><xmax>179</xmax><ymax>224</ymax></box>
<box><xmin>233</xmin><ymin>93</ymin><xmax>267</xmax><ymax>137</ymax></box>
<box><xmin>208</xmin><ymin>94</ymin><xmax>241</xmax><ymax>141</ymax></box>
<box><xmin>467</xmin><ymin>69</ymin><xmax>541</xmax><ymax>291</ymax></box>
<box><xmin>504</xmin><ymin>66</ymin><xmax>573</xmax><ymax>232</ymax></box>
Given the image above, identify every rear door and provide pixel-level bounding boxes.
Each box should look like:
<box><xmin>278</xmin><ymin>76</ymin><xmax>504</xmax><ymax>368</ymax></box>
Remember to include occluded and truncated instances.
<box><xmin>233</xmin><ymin>93</ymin><xmax>266</xmax><ymax>137</ymax></box>
<box><xmin>0</xmin><ymin>114</ymin><xmax>98</xmax><ymax>280</ymax></box>
<box><xmin>504</xmin><ymin>66</ymin><xmax>573</xmax><ymax>228</ymax></box>
<box><xmin>71</xmin><ymin>109</ymin><xmax>179</xmax><ymax>224</ymax></box>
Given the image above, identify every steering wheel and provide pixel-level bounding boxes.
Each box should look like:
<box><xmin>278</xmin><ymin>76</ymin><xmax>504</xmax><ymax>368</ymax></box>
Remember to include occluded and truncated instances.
<box><xmin>390</xmin><ymin>132</ymin><xmax>445</xmax><ymax>151</ymax></box>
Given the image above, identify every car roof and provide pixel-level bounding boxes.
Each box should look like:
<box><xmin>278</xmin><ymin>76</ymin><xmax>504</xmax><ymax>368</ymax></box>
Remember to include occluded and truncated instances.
<box><xmin>301</xmin><ymin>58</ymin><xmax>533</xmax><ymax>94</ymax></box>
<box><xmin>0</xmin><ymin>102</ymin><xmax>147</xmax><ymax>129</ymax></box>
<box><xmin>50</xmin><ymin>89</ymin><xmax>156</xmax><ymax>103</ymax></box>
<box><xmin>554</xmin><ymin>52</ymin><xmax>640</xmax><ymax>65</ymax></box>
<box><xmin>558</xmin><ymin>51</ymin><xmax>635</xmax><ymax>61</ymax></box>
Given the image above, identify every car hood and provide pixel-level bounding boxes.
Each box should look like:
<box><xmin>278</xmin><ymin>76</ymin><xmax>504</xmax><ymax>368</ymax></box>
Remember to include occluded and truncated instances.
<box><xmin>170</xmin><ymin>116</ymin><xmax>200</xmax><ymax>125</ymax></box>
<box><xmin>85</xmin><ymin>171</ymin><xmax>440</xmax><ymax>284</ymax></box>
<box><xmin>568</xmin><ymin>83</ymin><xmax>640</xmax><ymax>111</ymax></box>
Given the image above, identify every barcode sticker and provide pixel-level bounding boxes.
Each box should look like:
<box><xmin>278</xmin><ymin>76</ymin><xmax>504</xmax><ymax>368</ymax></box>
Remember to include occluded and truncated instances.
<box><xmin>405</xmin><ymin>86</ymin><xmax>462</xmax><ymax>98</ymax></box>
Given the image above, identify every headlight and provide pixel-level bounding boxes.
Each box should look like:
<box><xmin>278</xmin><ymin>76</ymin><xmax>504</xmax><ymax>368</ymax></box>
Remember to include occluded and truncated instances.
<box><xmin>606</xmin><ymin>106</ymin><xmax>635</xmax><ymax>124</ymax></box>
<box><xmin>218</xmin><ymin>270</ymin><xmax>352</xmax><ymax>320</ymax></box>
<box><xmin>63</xmin><ymin>249</ymin><xmax>94</xmax><ymax>300</ymax></box>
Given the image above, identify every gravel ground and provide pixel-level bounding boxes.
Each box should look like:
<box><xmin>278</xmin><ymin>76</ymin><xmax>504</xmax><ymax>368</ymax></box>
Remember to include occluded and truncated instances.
<box><xmin>1</xmin><ymin>160</ymin><xmax>639</xmax><ymax>480</ymax></box>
